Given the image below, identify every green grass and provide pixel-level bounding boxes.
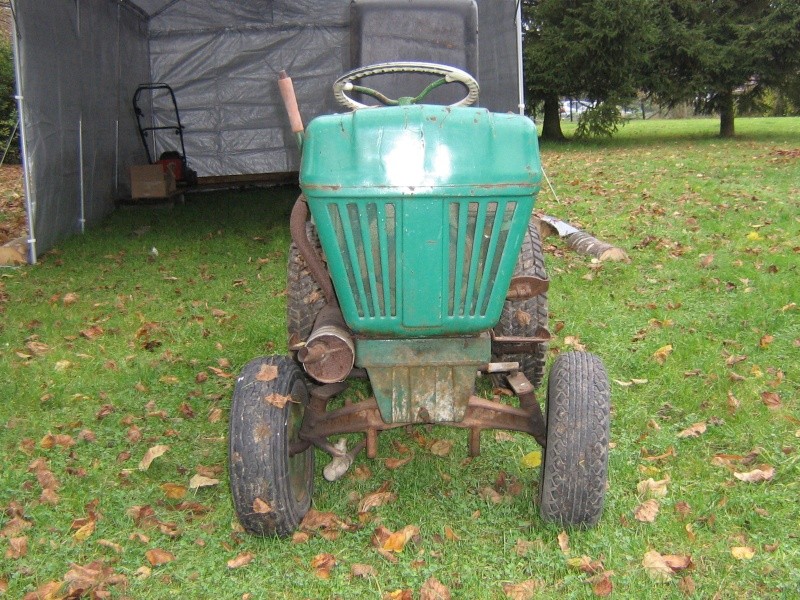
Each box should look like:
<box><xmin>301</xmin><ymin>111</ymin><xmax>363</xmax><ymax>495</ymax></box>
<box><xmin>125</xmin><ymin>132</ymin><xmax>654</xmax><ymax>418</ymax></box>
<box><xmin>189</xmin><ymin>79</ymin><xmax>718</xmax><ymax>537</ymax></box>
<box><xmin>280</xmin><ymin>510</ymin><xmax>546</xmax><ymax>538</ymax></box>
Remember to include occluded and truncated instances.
<box><xmin>1</xmin><ymin>117</ymin><xmax>799</xmax><ymax>598</ymax></box>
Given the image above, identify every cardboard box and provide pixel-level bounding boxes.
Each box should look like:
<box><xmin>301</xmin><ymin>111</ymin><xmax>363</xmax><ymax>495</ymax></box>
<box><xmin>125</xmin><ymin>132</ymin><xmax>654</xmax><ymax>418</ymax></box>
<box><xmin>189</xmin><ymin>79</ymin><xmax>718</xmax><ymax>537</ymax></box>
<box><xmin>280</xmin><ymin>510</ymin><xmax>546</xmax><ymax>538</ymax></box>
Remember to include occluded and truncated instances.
<box><xmin>130</xmin><ymin>164</ymin><xmax>176</xmax><ymax>199</ymax></box>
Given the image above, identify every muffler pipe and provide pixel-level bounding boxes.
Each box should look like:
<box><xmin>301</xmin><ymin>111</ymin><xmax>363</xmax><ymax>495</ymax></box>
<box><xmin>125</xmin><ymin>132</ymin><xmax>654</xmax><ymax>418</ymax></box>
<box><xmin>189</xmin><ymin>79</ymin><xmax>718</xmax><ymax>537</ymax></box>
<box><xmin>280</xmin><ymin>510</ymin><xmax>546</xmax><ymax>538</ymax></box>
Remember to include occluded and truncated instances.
<box><xmin>298</xmin><ymin>305</ymin><xmax>355</xmax><ymax>384</ymax></box>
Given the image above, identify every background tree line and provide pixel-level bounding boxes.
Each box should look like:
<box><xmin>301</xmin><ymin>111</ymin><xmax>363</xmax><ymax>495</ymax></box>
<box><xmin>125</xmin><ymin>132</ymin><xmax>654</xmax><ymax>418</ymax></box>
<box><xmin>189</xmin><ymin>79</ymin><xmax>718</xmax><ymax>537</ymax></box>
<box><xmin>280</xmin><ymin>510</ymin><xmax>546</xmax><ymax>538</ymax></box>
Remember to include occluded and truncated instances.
<box><xmin>523</xmin><ymin>0</ymin><xmax>800</xmax><ymax>139</ymax></box>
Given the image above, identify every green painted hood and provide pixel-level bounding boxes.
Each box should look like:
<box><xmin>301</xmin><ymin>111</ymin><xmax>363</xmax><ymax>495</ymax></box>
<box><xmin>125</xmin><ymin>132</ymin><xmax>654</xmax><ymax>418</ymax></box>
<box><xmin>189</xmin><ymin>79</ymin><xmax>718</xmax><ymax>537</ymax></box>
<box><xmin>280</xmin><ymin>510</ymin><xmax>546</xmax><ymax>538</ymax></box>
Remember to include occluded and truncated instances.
<box><xmin>301</xmin><ymin>105</ymin><xmax>541</xmax><ymax>195</ymax></box>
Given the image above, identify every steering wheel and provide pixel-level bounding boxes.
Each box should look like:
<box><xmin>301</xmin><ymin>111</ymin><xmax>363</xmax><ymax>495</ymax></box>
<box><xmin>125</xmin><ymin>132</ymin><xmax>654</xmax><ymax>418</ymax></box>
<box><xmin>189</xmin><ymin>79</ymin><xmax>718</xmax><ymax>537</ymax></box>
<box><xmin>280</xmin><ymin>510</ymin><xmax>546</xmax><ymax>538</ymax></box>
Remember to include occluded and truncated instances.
<box><xmin>333</xmin><ymin>62</ymin><xmax>480</xmax><ymax>110</ymax></box>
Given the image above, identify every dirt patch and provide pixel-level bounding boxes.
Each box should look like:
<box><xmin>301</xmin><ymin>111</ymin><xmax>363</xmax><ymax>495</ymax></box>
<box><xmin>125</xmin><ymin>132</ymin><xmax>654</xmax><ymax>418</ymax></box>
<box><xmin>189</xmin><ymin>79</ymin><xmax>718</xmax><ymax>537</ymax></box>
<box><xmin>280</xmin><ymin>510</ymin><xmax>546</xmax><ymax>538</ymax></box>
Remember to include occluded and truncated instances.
<box><xmin>0</xmin><ymin>164</ymin><xmax>26</xmax><ymax>245</ymax></box>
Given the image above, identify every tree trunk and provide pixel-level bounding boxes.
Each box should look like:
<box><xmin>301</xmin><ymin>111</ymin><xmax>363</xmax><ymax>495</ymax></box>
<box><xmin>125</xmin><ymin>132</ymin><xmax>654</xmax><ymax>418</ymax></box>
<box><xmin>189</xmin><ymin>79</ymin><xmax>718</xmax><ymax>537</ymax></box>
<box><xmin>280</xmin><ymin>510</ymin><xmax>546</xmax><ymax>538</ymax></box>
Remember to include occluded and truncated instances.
<box><xmin>540</xmin><ymin>94</ymin><xmax>566</xmax><ymax>141</ymax></box>
<box><xmin>719</xmin><ymin>90</ymin><xmax>735</xmax><ymax>138</ymax></box>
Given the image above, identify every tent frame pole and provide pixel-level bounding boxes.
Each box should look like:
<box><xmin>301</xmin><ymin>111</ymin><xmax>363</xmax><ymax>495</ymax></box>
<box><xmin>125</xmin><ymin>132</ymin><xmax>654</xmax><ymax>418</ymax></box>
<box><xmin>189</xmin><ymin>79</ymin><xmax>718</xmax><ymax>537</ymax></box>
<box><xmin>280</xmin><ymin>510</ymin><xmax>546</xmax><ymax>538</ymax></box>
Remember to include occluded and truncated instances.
<box><xmin>10</xmin><ymin>0</ymin><xmax>36</xmax><ymax>263</ymax></box>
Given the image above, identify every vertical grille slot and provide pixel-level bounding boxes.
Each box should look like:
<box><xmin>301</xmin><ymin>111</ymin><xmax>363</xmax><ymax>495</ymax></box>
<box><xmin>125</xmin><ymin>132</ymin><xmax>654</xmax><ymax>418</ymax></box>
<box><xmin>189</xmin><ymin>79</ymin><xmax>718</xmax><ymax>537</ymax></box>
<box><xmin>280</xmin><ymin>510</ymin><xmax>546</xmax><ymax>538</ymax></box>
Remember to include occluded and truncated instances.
<box><xmin>448</xmin><ymin>200</ymin><xmax>518</xmax><ymax>317</ymax></box>
<box><xmin>327</xmin><ymin>201</ymin><xmax>397</xmax><ymax>319</ymax></box>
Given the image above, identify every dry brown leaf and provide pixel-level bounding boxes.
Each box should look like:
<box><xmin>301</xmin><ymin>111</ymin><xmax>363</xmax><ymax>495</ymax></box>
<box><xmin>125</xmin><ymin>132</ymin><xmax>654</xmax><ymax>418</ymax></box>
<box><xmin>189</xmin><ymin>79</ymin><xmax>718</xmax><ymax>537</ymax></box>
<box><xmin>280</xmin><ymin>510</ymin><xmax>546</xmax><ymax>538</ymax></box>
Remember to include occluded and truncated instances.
<box><xmin>420</xmin><ymin>576</ymin><xmax>451</xmax><ymax>600</ymax></box>
<box><xmin>73</xmin><ymin>520</ymin><xmax>96</xmax><ymax>542</ymax></box>
<box><xmin>138</xmin><ymin>445</ymin><xmax>169</xmax><ymax>471</ymax></box>
<box><xmin>351</xmin><ymin>563</ymin><xmax>377</xmax><ymax>578</ymax></box>
<box><xmin>227</xmin><ymin>551</ymin><xmax>254</xmax><ymax>569</ymax></box>
<box><xmin>677</xmin><ymin>422</ymin><xmax>706</xmax><ymax>438</ymax></box>
<box><xmin>208</xmin><ymin>407</ymin><xmax>223</xmax><ymax>423</ymax></box>
<box><xmin>23</xmin><ymin>581</ymin><xmax>63</xmax><ymax>600</ymax></box>
<box><xmin>652</xmin><ymin>344</ymin><xmax>673</xmax><ymax>365</ymax></box>
<box><xmin>761</xmin><ymin>391</ymin><xmax>781</xmax><ymax>409</ymax></box>
<box><xmin>382</xmin><ymin>525</ymin><xmax>420</xmax><ymax>553</ymax></box>
<box><xmin>429</xmin><ymin>439</ymin><xmax>454</xmax><ymax>457</ymax></box>
<box><xmin>145</xmin><ymin>548</ymin><xmax>175</xmax><ymax>566</ymax></box>
<box><xmin>699</xmin><ymin>254</ymin><xmax>715</xmax><ymax>268</ymax></box>
<box><xmin>264</xmin><ymin>393</ymin><xmax>290</xmax><ymax>408</ymax></box>
<box><xmin>731</xmin><ymin>546</ymin><xmax>755</xmax><ymax>560</ymax></box>
<box><xmin>384</xmin><ymin>456</ymin><xmax>413</xmax><ymax>470</ymax></box>
<box><xmin>637</xmin><ymin>477</ymin><xmax>669</xmax><ymax>498</ymax></box>
<box><xmin>256</xmin><ymin>364</ymin><xmax>278</xmax><ymax>382</ymax></box>
<box><xmin>591</xmin><ymin>573</ymin><xmax>613</xmax><ymax>597</ymax></box>
<box><xmin>663</xmin><ymin>554</ymin><xmax>693</xmax><ymax>571</ymax></box>
<box><xmin>97</xmin><ymin>539</ymin><xmax>124</xmax><ymax>554</ymax></box>
<box><xmin>253</xmin><ymin>498</ymin><xmax>272</xmax><ymax>514</ymax></box>
<box><xmin>479</xmin><ymin>486</ymin><xmax>503</xmax><ymax>504</ymax></box>
<box><xmin>514</xmin><ymin>538</ymin><xmax>544</xmax><ymax>556</ymax></box>
<box><xmin>634</xmin><ymin>499</ymin><xmax>660</xmax><ymax>523</ymax></box>
<box><xmin>557</xmin><ymin>530</ymin><xmax>570</xmax><ymax>555</ymax></box>
<box><xmin>358</xmin><ymin>491</ymin><xmax>397</xmax><ymax>513</ymax></box>
<box><xmin>160</xmin><ymin>483</ymin><xmax>187</xmax><ymax>500</ymax></box>
<box><xmin>733</xmin><ymin>465</ymin><xmax>775</xmax><ymax>483</ymax></box>
<box><xmin>502</xmin><ymin>579</ymin><xmax>541</xmax><ymax>600</ymax></box>
<box><xmin>5</xmin><ymin>536</ymin><xmax>28</xmax><ymax>559</ymax></box>
<box><xmin>310</xmin><ymin>552</ymin><xmax>337</xmax><ymax>578</ymax></box>
<box><xmin>566</xmin><ymin>555</ymin><xmax>605</xmax><ymax>575</ymax></box>
<box><xmin>189</xmin><ymin>474</ymin><xmax>220</xmax><ymax>489</ymax></box>
<box><xmin>727</xmin><ymin>390</ymin><xmax>740</xmax><ymax>413</ymax></box>
<box><xmin>642</xmin><ymin>550</ymin><xmax>673</xmax><ymax>581</ymax></box>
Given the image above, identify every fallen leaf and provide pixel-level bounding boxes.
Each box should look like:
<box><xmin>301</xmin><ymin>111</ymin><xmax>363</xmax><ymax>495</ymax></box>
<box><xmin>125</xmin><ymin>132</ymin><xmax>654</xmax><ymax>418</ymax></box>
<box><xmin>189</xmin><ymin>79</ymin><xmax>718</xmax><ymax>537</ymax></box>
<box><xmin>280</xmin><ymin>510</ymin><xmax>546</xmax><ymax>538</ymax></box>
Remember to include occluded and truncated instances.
<box><xmin>699</xmin><ymin>254</ymin><xmax>714</xmax><ymax>268</ymax></box>
<box><xmin>733</xmin><ymin>465</ymin><xmax>775</xmax><ymax>483</ymax></box>
<box><xmin>652</xmin><ymin>345</ymin><xmax>673</xmax><ymax>365</ymax></box>
<box><xmin>384</xmin><ymin>456</ymin><xmax>413</xmax><ymax>470</ymax></box>
<box><xmin>145</xmin><ymin>548</ymin><xmax>175</xmax><ymax>566</ymax></box>
<box><xmin>73</xmin><ymin>520</ymin><xmax>96</xmax><ymax>542</ymax></box>
<box><xmin>520</xmin><ymin>450</ymin><xmax>542</xmax><ymax>469</ymax></box>
<box><xmin>5</xmin><ymin>536</ymin><xmax>28</xmax><ymax>559</ymax></box>
<box><xmin>97</xmin><ymin>539</ymin><xmax>124</xmax><ymax>553</ymax></box>
<box><xmin>227</xmin><ymin>552</ymin><xmax>254</xmax><ymax>569</ymax></box>
<box><xmin>677</xmin><ymin>422</ymin><xmax>707</xmax><ymax>438</ymax></box>
<box><xmin>253</xmin><ymin>498</ymin><xmax>272</xmax><ymax>514</ymax></box>
<box><xmin>479</xmin><ymin>486</ymin><xmax>503</xmax><ymax>504</ymax></box>
<box><xmin>566</xmin><ymin>555</ymin><xmax>605</xmax><ymax>575</ymax></box>
<box><xmin>731</xmin><ymin>546</ymin><xmax>755</xmax><ymax>560</ymax></box>
<box><xmin>761</xmin><ymin>391</ymin><xmax>781</xmax><ymax>409</ymax></box>
<box><xmin>637</xmin><ymin>477</ymin><xmax>669</xmax><ymax>498</ymax></box>
<box><xmin>420</xmin><ymin>577</ymin><xmax>451</xmax><ymax>600</ymax></box>
<box><xmin>634</xmin><ymin>499</ymin><xmax>660</xmax><ymax>523</ymax></box>
<box><xmin>160</xmin><ymin>483</ymin><xmax>187</xmax><ymax>500</ymax></box>
<box><xmin>351</xmin><ymin>563</ymin><xmax>377</xmax><ymax>578</ymax></box>
<box><xmin>208</xmin><ymin>407</ymin><xmax>223</xmax><ymax>423</ymax></box>
<box><xmin>382</xmin><ymin>525</ymin><xmax>420</xmax><ymax>553</ymax></box>
<box><xmin>429</xmin><ymin>439</ymin><xmax>454</xmax><ymax>457</ymax></box>
<box><xmin>264</xmin><ymin>393</ymin><xmax>290</xmax><ymax>408</ymax></box>
<box><xmin>358</xmin><ymin>491</ymin><xmax>397</xmax><ymax>513</ymax></box>
<box><xmin>663</xmin><ymin>554</ymin><xmax>693</xmax><ymax>571</ymax></box>
<box><xmin>23</xmin><ymin>581</ymin><xmax>63</xmax><ymax>600</ymax></box>
<box><xmin>557</xmin><ymin>530</ymin><xmax>570</xmax><ymax>555</ymax></box>
<box><xmin>590</xmin><ymin>572</ymin><xmax>613</xmax><ymax>597</ymax></box>
<box><xmin>62</xmin><ymin>292</ymin><xmax>79</xmax><ymax>306</ymax></box>
<box><xmin>502</xmin><ymin>580</ymin><xmax>541</xmax><ymax>599</ymax></box>
<box><xmin>189</xmin><ymin>474</ymin><xmax>220</xmax><ymax>489</ymax></box>
<box><xmin>138</xmin><ymin>445</ymin><xmax>169</xmax><ymax>470</ymax></box>
<box><xmin>642</xmin><ymin>550</ymin><xmax>673</xmax><ymax>581</ymax></box>
<box><xmin>310</xmin><ymin>552</ymin><xmax>337</xmax><ymax>578</ymax></box>
<box><xmin>256</xmin><ymin>364</ymin><xmax>278</xmax><ymax>382</ymax></box>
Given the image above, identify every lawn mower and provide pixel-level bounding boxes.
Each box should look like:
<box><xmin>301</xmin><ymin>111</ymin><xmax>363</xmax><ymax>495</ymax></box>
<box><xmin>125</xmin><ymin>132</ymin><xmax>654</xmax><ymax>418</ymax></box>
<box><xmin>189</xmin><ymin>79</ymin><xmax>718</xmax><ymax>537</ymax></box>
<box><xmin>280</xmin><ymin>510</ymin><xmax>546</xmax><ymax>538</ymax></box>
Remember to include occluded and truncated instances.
<box><xmin>228</xmin><ymin>62</ymin><xmax>611</xmax><ymax>537</ymax></box>
<box><xmin>133</xmin><ymin>83</ymin><xmax>198</xmax><ymax>188</ymax></box>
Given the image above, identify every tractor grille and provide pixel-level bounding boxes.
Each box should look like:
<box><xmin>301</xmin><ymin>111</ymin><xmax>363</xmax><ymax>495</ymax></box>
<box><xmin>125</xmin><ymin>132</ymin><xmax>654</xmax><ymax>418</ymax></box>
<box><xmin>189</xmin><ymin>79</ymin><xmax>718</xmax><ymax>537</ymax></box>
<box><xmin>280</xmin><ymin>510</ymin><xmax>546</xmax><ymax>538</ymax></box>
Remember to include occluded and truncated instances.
<box><xmin>315</xmin><ymin>196</ymin><xmax>531</xmax><ymax>337</ymax></box>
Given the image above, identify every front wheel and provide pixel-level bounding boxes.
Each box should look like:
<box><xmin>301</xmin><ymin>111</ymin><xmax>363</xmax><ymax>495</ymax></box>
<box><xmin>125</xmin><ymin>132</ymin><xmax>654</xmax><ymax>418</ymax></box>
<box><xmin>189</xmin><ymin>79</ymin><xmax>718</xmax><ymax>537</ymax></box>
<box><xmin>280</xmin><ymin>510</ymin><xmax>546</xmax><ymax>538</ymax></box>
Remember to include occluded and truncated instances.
<box><xmin>229</xmin><ymin>356</ymin><xmax>314</xmax><ymax>536</ymax></box>
<box><xmin>539</xmin><ymin>352</ymin><xmax>610</xmax><ymax>527</ymax></box>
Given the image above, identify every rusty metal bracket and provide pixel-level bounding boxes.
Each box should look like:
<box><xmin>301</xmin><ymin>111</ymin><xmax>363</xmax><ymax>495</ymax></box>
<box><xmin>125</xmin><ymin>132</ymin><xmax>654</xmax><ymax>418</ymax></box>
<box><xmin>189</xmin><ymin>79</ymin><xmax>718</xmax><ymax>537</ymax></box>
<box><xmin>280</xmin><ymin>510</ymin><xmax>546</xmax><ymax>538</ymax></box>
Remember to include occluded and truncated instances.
<box><xmin>506</xmin><ymin>275</ymin><xmax>549</xmax><ymax>301</ymax></box>
<box><xmin>491</xmin><ymin>326</ymin><xmax>551</xmax><ymax>355</ymax></box>
<box><xmin>299</xmin><ymin>382</ymin><xmax>548</xmax><ymax>462</ymax></box>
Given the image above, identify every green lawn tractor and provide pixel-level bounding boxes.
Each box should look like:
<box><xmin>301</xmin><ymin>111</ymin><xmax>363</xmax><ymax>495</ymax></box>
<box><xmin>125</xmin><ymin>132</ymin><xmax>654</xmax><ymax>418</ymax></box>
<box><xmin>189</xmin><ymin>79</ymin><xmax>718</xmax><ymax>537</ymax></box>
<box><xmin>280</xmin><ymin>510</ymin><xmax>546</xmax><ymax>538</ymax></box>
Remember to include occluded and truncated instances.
<box><xmin>228</xmin><ymin>62</ymin><xmax>611</xmax><ymax>537</ymax></box>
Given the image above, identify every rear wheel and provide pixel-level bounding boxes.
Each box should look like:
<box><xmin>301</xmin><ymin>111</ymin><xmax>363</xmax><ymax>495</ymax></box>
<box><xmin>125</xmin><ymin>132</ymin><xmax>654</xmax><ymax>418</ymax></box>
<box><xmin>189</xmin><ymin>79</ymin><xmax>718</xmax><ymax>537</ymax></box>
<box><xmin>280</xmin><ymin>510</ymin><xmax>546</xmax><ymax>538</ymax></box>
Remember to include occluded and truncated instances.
<box><xmin>287</xmin><ymin>222</ymin><xmax>326</xmax><ymax>348</ymax></box>
<box><xmin>229</xmin><ymin>356</ymin><xmax>314</xmax><ymax>536</ymax></box>
<box><xmin>539</xmin><ymin>351</ymin><xmax>610</xmax><ymax>527</ymax></box>
<box><xmin>493</xmin><ymin>221</ymin><xmax>548</xmax><ymax>387</ymax></box>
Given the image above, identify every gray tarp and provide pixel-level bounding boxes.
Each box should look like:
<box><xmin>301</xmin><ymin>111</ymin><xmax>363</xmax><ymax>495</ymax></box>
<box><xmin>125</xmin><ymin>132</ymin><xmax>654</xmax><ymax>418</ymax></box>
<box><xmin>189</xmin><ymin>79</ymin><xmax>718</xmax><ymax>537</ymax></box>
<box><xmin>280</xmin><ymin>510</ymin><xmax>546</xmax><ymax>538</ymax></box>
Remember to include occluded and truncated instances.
<box><xmin>13</xmin><ymin>0</ymin><xmax>522</xmax><ymax>260</ymax></box>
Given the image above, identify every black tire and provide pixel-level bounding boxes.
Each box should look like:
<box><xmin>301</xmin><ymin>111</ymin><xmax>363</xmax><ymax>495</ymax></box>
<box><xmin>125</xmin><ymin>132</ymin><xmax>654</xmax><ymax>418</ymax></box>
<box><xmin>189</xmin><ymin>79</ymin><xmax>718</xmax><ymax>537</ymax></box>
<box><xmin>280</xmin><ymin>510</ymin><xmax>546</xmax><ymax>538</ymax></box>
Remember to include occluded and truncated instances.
<box><xmin>493</xmin><ymin>220</ymin><xmax>548</xmax><ymax>387</ymax></box>
<box><xmin>539</xmin><ymin>351</ymin><xmax>610</xmax><ymax>527</ymax></box>
<box><xmin>229</xmin><ymin>356</ymin><xmax>314</xmax><ymax>536</ymax></box>
<box><xmin>287</xmin><ymin>222</ymin><xmax>326</xmax><ymax>347</ymax></box>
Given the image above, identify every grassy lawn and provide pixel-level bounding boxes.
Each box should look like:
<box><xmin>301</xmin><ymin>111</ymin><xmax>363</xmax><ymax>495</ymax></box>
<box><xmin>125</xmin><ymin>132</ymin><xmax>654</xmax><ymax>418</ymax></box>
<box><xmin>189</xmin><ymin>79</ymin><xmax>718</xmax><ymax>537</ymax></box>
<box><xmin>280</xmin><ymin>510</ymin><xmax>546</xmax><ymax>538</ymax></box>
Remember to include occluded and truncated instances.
<box><xmin>1</xmin><ymin>117</ymin><xmax>798</xmax><ymax>599</ymax></box>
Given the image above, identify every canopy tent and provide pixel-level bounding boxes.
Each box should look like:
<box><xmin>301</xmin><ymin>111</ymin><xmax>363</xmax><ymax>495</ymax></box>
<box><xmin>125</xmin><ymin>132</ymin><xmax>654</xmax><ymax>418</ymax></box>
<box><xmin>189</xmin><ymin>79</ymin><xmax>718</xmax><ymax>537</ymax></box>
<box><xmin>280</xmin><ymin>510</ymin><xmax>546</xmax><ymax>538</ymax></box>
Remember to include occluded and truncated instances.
<box><xmin>11</xmin><ymin>0</ymin><xmax>523</xmax><ymax>262</ymax></box>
